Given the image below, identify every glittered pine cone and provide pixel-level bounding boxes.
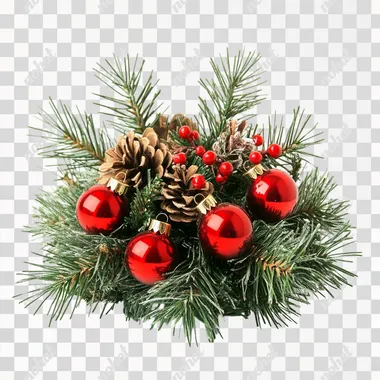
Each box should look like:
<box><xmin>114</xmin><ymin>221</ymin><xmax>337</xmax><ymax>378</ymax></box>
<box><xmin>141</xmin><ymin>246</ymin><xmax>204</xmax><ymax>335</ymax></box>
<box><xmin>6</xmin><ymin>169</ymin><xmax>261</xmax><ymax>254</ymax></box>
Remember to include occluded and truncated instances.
<box><xmin>212</xmin><ymin>119</ymin><xmax>256</xmax><ymax>169</ymax></box>
<box><xmin>98</xmin><ymin>128</ymin><xmax>172</xmax><ymax>188</ymax></box>
<box><xmin>161</xmin><ymin>164</ymin><xmax>213</xmax><ymax>223</ymax></box>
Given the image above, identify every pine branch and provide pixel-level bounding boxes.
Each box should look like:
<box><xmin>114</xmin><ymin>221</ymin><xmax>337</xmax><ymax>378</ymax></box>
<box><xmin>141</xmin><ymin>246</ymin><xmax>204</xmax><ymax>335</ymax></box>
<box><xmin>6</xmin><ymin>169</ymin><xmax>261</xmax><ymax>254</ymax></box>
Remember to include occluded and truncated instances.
<box><xmin>197</xmin><ymin>49</ymin><xmax>265</xmax><ymax>148</ymax></box>
<box><xmin>251</xmin><ymin>107</ymin><xmax>324</xmax><ymax>176</ymax></box>
<box><xmin>94</xmin><ymin>55</ymin><xmax>164</xmax><ymax>133</ymax></box>
<box><xmin>288</xmin><ymin>169</ymin><xmax>351</xmax><ymax>231</ymax></box>
<box><xmin>126</xmin><ymin>171</ymin><xmax>164</xmax><ymax>231</ymax></box>
<box><xmin>15</xmin><ymin>173</ymin><xmax>130</xmax><ymax>322</ymax></box>
<box><xmin>141</xmin><ymin>241</ymin><xmax>228</xmax><ymax>344</ymax></box>
<box><xmin>32</xmin><ymin>98</ymin><xmax>112</xmax><ymax>170</ymax></box>
<box><xmin>231</xmin><ymin>220</ymin><xmax>357</xmax><ymax>327</ymax></box>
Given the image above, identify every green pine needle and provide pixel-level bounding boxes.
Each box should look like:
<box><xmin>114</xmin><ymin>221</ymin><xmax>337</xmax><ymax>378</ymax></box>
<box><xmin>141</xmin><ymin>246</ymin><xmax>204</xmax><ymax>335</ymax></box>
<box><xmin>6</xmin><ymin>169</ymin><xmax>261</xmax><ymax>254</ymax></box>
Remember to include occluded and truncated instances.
<box><xmin>94</xmin><ymin>55</ymin><xmax>164</xmax><ymax>133</ymax></box>
<box><xmin>31</xmin><ymin>98</ymin><xmax>113</xmax><ymax>171</ymax></box>
<box><xmin>197</xmin><ymin>49</ymin><xmax>266</xmax><ymax>148</ymax></box>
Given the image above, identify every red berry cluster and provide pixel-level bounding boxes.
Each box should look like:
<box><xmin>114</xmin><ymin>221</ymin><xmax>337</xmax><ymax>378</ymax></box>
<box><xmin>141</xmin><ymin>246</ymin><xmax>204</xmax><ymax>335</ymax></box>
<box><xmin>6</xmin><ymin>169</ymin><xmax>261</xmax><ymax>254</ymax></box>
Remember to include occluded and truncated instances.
<box><xmin>197</xmin><ymin>149</ymin><xmax>233</xmax><ymax>185</ymax></box>
<box><xmin>178</xmin><ymin>125</ymin><xmax>199</xmax><ymax>142</ymax></box>
<box><xmin>249</xmin><ymin>134</ymin><xmax>282</xmax><ymax>165</ymax></box>
<box><xmin>173</xmin><ymin>126</ymin><xmax>235</xmax><ymax>187</ymax></box>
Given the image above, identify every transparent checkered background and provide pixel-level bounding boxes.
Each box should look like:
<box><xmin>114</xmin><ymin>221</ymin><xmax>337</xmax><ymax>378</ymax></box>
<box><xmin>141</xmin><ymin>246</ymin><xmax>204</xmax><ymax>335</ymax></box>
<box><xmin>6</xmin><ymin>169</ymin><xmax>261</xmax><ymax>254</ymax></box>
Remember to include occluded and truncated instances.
<box><xmin>0</xmin><ymin>0</ymin><xmax>378</xmax><ymax>379</ymax></box>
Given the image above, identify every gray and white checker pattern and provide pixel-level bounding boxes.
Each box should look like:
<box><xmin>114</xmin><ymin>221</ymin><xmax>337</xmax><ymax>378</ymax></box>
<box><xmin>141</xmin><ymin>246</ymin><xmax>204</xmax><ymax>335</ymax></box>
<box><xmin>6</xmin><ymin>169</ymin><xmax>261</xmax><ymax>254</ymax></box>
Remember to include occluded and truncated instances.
<box><xmin>0</xmin><ymin>0</ymin><xmax>378</xmax><ymax>378</ymax></box>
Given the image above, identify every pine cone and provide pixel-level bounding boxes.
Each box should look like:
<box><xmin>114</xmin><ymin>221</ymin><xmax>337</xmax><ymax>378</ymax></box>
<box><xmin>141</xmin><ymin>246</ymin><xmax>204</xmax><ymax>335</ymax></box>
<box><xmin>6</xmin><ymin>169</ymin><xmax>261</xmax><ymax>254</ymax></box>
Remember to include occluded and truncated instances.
<box><xmin>212</xmin><ymin>119</ymin><xmax>256</xmax><ymax>170</ymax></box>
<box><xmin>161</xmin><ymin>164</ymin><xmax>213</xmax><ymax>223</ymax></box>
<box><xmin>153</xmin><ymin>114</ymin><xmax>197</xmax><ymax>140</ymax></box>
<box><xmin>98</xmin><ymin>128</ymin><xmax>172</xmax><ymax>188</ymax></box>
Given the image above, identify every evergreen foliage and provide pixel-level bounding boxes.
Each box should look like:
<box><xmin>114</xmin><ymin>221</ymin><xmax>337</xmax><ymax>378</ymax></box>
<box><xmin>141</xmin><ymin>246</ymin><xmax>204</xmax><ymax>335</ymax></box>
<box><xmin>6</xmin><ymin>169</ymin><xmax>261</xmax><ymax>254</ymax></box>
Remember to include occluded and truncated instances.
<box><xmin>16</xmin><ymin>51</ymin><xmax>358</xmax><ymax>344</ymax></box>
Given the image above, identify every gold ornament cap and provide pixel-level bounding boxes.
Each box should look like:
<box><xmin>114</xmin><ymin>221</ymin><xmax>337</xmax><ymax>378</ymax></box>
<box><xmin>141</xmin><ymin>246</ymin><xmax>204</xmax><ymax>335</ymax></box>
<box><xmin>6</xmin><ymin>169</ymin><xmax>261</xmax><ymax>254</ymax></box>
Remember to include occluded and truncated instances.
<box><xmin>148</xmin><ymin>214</ymin><xmax>172</xmax><ymax>236</ymax></box>
<box><xmin>244</xmin><ymin>163</ymin><xmax>265</xmax><ymax>180</ymax></box>
<box><xmin>195</xmin><ymin>193</ymin><xmax>218</xmax><ymax>215</ymax></box>
<box><xmin>107</xmin><ymin>177</ymin><xmax>129</xmax><ymax>196</ymax></box>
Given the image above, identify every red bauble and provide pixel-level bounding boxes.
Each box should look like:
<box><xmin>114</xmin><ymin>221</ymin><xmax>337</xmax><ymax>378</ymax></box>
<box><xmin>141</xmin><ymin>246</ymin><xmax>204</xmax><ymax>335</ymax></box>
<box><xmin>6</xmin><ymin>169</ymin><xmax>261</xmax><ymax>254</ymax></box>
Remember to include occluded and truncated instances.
<box><xmin>76</xmin><ymin>185</ymin><xmax>127</xmax><ymax>234</ymax></box>
<box><xmin>178</xmin><ymin>125</ymin><xmax>192</xmax><ymax>139</ymax></box>
<box><xmin>198</xmin><ymin>201</ymin><xmax>253</xmax><ymax>260</ymax></box>
<box><xmin>202</xmin><ymin>151</ymin><xmax>217</xmax><ymax>165</ymax></box>
<box><xmin>267</xmin><ymin>143</ymin><xmax>282</xmax><ymax>158</ymax></box>
<box><xmin>246</xmin><ymin>169</ymin><xmax>298</xmax><ymax>222</ymax></box>
<box><xmin>125</xmin><ymin>220</ymin><xmax>177</xmax><ymax>285</ymax></box>
<box><xmin>249</xmin><ymin>151</ymin><xmax>263</xmax><ymax>165</ymax></box>
<box><xmin>173</xmin><ymin>152</ymin><xmax>187</xmax><ymax>165</ymax></box>
<box><xmin>219</xmin><ymin>162</ymin><xmax>233</xmax><ymax>177</ymax></box>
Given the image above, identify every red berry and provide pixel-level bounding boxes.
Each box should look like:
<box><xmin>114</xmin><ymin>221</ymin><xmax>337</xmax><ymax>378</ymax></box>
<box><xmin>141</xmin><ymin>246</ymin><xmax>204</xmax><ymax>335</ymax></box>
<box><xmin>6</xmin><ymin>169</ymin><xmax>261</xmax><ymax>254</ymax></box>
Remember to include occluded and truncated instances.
<box><xmin>216</xmin><ymin>173</ymin><xmax>227</xmax><ymax>184</ymax></box>
<box><xmin>191</xmin><ymin>175</ymin><xmax>206</xmax><ymax>189</ymax></box>
<box><xmin>178</xmin><ymin>125</ymin><xmax>192</xmax><ymax>139</ymax></box>
<box><xmin>267</xmin><ymin>144</ymin><xmax>282</xmax><ymax>158</ymax></box>
<box><xmin>249</xmin><ymin>151</ymin><xmax>263</xmax><ymax>165</ymax></box>
<box><xmin>173</xmin><ymin>152</ymin><xmax>187</xmax><ymax>165</ymax></box>
<box><xmin>195</xmin><ymin>146</ymin><xmax>206</xmax><ymax>157</ymax></box>
<box><xmin>219</xmin><ymin>162</ymin><xmax>233</xmax><ymax>177</ymax></box>
<box><xmin>253</xmin><ymin>134</ymin><xmax>264</xmax><ymax>146</ymax></box>
<box><xmin>202</xmin><ymin>151</ymin><xmax>217</xmax><ymax>166</ymax></box>
<box><xmin>191</xmin><ymin>130</ymin><xmax>200</xmax><ymax>141</ymax></box>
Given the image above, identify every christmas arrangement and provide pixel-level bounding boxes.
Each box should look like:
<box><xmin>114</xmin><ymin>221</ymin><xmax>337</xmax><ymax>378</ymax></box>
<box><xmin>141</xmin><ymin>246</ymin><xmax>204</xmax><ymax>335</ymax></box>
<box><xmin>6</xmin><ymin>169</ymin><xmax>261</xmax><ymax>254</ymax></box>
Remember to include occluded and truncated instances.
<box><xmin>17</xmin><ymin>51</ymin><xmax>357</xmax><ymax>344</ymax></box>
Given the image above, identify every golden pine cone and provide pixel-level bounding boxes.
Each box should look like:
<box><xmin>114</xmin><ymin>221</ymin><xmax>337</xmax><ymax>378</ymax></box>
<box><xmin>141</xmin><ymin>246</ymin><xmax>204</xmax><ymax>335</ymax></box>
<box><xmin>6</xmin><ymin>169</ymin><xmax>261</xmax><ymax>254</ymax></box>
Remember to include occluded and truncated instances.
<box><xmin>161</xmin><ymin>164</ymin><xmax>213</xmax><ymax>223</ymax></box>
<box><xmin>98</xmin><ymin>128</ymin><xmax>172</xmax><ymax>188</ymax></box>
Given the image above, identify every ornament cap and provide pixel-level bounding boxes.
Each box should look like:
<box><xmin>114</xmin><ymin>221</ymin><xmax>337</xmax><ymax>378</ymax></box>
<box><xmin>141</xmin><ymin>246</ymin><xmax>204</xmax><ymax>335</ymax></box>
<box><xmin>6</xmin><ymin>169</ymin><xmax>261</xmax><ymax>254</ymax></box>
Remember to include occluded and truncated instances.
<box><xmin>244</xmin><ymin>163</ymin><xmax>265</xmax><ymax>180</ymax></box>
<box><xmin>148</xmin><ymin>214</ymin><xmax>172</xmax><ymax>236</ymax></box>
<box><xmin>107</xmin><ymin>177</ymin><xmax>129</xmax><ymax>196</ymax></box>
<box><xmin>195</xmin><ymin>193</ymin><xmax>218</xmax><ymax>215</ymax></box>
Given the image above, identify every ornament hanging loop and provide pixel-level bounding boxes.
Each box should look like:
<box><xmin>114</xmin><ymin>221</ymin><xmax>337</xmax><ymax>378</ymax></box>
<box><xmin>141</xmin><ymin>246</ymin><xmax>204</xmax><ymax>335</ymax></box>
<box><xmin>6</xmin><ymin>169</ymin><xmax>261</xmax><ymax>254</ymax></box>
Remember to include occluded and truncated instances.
<box><xmin>148</xmin><ymin>214</ymin><xmax>171</xmax><ymax>236</ymax></box>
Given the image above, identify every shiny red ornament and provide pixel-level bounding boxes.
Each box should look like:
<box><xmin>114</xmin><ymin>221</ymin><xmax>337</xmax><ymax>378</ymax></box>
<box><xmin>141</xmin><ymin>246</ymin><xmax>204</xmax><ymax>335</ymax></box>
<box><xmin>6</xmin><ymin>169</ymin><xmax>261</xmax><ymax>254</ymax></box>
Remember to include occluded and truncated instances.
<box><xmin>192</xmin><ymin>175</ymin><xmax>206</xmax><ymax>189</ymax></box>
<box><xmin>219</xmin><ymin>162</ymin><xmax>233</xmax><ymax>177</ymax></box>
<box><xmin>125</xmin><ymin>217</ymin><xmax>177</xmax><ymax>285</ymax></box>
<box><xmin>178</xmin><ymin>125</ymin><xmax>192</xmax><ymax>139</ymax></box>
<box><xmin>246</xmin><ymin>168</ymin><xmax>298</xmax><ymax>222</ymax></box>
<box><xmin>202</xmin><ymin>150</ymin><xmax>217</xmax><ymax>166</ymax></box>
<box><xmin>252</xmin><ymin>134</ymin><xmax>263</xmax><ymax>146</ymax></box>
<box><xmin>195</xmin><ymin>146</ymin><xmax>206</xmax><ymax>157</ymax></box>
<box><xmin>249</xmin><ymin>151</ymin><xmax>263</xmax><ymax>165</ymax></box>
<box><xmin>197</xmin><ymin>195</ymin><xmax>253</xmax><ymax>260</ymax></box>
<box><xmin>173</xmin><ymin>152</ymin><xmax>187</xmax><ymax>165</ymax></box>
<box><xmin>267</xmin><ymin>143</ymin><xmax>282</xmax><ymax>158</ymax></box>
<box><xmin>76</xmin><ymin>184</ymin><xmax>127</xmax><ymax>234</ymax></box>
